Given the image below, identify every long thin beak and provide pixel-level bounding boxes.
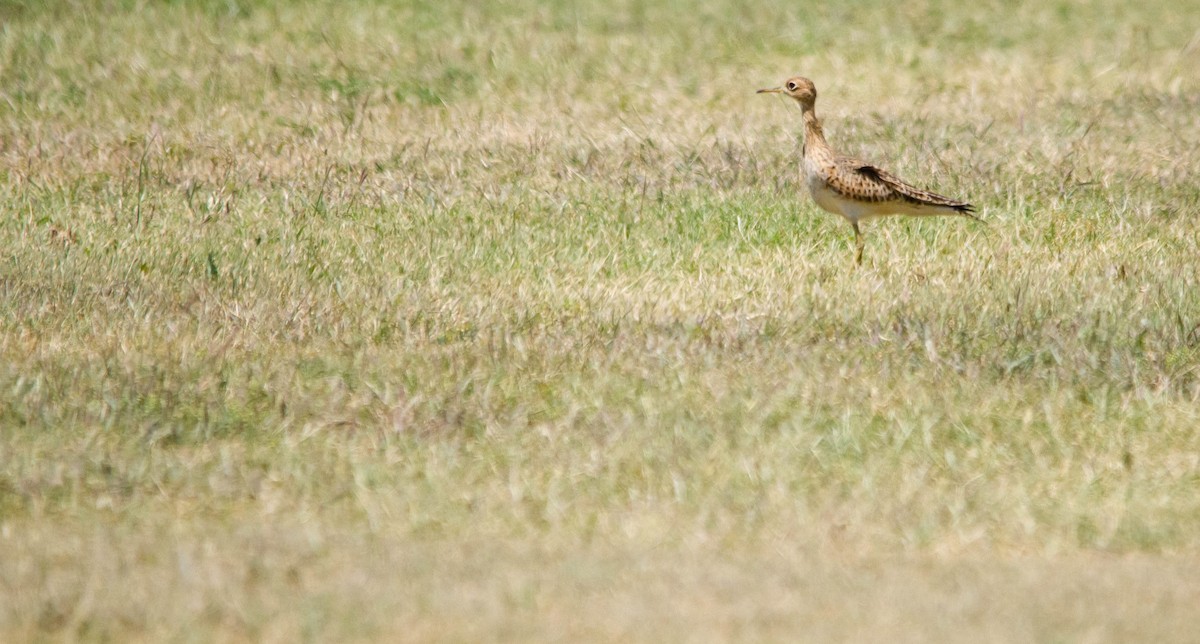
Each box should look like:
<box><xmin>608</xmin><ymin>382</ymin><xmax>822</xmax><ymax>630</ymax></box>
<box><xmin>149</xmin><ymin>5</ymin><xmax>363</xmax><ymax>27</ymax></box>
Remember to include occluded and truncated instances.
<box><xmin>757</xmin><ymin>87</ymin><xmax>782</xmax><ymax>94</ymax></box>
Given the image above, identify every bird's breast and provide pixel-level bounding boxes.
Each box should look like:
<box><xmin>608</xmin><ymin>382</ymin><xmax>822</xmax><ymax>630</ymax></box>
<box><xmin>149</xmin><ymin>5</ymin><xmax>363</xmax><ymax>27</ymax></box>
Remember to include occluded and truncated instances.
<box><xmin>803</xmin><ymin>163</ymin><xmax>845</xmax><ymax>217</ymax></box>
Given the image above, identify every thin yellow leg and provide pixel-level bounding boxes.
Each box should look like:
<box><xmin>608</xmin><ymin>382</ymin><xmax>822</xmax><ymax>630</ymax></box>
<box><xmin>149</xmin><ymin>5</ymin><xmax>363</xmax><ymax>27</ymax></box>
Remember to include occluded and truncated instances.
<box><xmin>853</xmin><ymin>222</ymin><xmax>863</xmax><ymax>266</ymax></box>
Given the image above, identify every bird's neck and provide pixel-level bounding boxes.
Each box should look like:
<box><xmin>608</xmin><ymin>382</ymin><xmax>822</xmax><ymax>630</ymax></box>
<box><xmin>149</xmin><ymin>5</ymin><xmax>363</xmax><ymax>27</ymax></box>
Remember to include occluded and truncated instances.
<box><xmin>801</xmin><ymin>107</ymin><xmax>829</xmax><ymax>158</ymax></box>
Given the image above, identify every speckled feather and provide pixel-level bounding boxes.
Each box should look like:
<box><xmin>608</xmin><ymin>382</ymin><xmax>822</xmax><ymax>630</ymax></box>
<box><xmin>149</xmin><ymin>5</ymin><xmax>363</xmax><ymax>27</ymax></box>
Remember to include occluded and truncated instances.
<box><xmin>825</xmin><ymin>157</ymin><xmax>976</xmax><ymax>215</ymax></box>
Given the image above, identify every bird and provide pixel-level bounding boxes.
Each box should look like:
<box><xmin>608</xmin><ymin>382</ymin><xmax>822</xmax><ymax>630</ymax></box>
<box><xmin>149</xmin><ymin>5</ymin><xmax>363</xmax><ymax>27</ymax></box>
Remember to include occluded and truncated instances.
<box><xmin>757</xmin><ymin>76</ymin><xmax>978</xmax><ymax>265</ymax></box>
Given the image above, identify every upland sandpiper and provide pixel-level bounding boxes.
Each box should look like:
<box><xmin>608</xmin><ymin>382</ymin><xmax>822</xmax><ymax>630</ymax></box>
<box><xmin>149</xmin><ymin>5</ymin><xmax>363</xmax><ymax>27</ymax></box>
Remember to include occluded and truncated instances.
<box><xmin>758</xmin><ymin>76</ymin><xmax>977</xmax><ymax>265</ymax></box>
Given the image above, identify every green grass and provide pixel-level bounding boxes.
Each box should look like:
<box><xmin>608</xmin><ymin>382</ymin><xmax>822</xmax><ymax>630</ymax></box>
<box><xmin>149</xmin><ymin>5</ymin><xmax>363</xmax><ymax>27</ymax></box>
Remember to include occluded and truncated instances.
<box><xmin>2</xmin><ymin>0</ymin><xmax>1200</xmax><ymax>640</ymax></box>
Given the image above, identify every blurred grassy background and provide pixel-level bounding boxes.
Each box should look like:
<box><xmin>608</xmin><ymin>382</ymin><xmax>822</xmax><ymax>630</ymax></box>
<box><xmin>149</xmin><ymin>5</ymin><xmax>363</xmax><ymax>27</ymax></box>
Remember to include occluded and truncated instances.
<box><xmin>2</xmin><ymin>0</ymin><xmax>1199</xmax><ymax>640</ymax></box>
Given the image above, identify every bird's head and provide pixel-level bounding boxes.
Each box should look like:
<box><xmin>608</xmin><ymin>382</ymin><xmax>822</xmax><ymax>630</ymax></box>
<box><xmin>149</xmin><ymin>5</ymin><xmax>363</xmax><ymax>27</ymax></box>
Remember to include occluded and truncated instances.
<box><xmin>757</xmin><ymin>76</ymin><xmax>817</xmax><ymax>109</ymax></box>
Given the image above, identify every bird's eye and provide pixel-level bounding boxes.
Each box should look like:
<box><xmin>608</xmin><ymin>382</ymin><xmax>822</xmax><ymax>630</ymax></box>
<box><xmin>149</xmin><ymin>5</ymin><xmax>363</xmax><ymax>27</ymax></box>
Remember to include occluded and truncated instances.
<box><xmin>786</xmin><ymin>82</ymin><xmax>797</xmax><ymax>91</ymax></box>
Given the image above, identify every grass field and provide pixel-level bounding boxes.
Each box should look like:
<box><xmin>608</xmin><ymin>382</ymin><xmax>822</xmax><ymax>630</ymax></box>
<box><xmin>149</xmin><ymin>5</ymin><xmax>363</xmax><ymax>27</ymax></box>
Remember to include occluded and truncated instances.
<box><xmin>2</xmin><ymin>0</ymin><xmax>1200</xmax><ymax>640</ymax></box>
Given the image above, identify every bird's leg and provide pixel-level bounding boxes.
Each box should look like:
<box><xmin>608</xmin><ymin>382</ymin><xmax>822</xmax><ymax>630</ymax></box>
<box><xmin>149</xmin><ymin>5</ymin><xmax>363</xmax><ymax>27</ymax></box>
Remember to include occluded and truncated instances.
<box><xmin>852</xmin><ymin>221</ymin><xmax>864</xmax><ymax>266</ymax></box>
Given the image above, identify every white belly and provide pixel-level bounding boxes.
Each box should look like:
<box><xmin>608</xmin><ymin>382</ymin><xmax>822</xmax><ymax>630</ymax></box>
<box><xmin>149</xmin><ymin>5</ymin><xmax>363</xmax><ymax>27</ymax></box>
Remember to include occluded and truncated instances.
<box><xmin>806</xmin><ymin>175</ymin><xmax>848</xmax><ymax>218</ymax></box>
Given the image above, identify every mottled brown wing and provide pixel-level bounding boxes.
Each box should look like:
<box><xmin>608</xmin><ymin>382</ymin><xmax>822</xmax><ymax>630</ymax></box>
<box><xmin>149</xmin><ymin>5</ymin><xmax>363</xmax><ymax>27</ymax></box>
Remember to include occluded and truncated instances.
<box><xmin>824</xmin><ymin>157</ymin><xmax>899</xmax><ymax>204</ymax></box>
<box><xmin>847</xmin><ymin>160</ymin><xmax>976</xmax><ymax>216</ymax></box>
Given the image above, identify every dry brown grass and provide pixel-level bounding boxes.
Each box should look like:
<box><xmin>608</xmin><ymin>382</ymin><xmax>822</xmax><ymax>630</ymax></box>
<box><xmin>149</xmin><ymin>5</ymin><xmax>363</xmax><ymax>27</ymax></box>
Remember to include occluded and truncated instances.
<box><xmin>2</xmin><ymin>0</ymin><xmax>1200</xmax><ymax>640</ymax></box>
